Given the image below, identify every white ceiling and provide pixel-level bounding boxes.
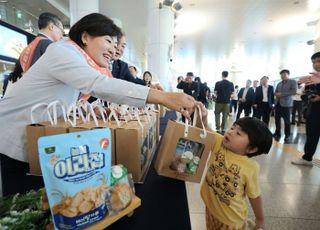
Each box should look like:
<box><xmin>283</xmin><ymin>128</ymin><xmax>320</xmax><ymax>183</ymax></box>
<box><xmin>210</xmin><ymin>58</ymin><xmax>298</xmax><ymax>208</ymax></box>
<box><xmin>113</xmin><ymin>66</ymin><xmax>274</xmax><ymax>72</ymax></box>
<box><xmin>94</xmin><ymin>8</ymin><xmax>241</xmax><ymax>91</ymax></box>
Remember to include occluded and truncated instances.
<box><xmin>101</xmin><ymin>0</ymin><xmax>320</xmax><ymax>86</ymax></box>
<box><xmin>175</xmin><ymin>0</ymin><xmax>319</xmax><ymax>83</ymax></box>
<box><xmin>4</xmin><ymin>0</ymin><xmax>320</xmax><ymax>86</ymax></box>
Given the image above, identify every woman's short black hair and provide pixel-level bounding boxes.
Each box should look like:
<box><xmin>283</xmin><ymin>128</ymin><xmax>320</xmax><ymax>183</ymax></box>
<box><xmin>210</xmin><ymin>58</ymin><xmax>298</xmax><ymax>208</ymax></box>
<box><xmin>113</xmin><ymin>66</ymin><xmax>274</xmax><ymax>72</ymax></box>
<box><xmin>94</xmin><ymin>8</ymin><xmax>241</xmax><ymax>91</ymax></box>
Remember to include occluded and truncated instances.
<box><xmin>234</xmin><ymin>117</ymin><xmax>272</xmax><ymax>157</ymax></box>
<box><xmin>143</xmin><ymin>71</ymin><xmax>153</xmax><ymax>79</ymax></box>
<box><xmin>69</xmin><ymin>13</ymin><xmax>122</xmax><ymax>48</ymax></box>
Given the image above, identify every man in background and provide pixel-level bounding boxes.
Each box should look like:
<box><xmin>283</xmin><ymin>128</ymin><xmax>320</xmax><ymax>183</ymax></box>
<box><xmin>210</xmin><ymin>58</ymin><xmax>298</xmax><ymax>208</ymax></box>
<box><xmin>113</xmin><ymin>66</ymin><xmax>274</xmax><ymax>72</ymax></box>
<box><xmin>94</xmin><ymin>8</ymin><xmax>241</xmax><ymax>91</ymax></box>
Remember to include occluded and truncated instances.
<box><xmin>291</xmin><ymin>82</ymin><xmax>304</xmax><ymax>126</ymax></box>
<box><xmin>177</xmin><ymin>72</ymin><xmax>199</xmax><ymax>122</ymax></box>
<box><xmin>3</xmin><ymin>12</ymin><xmax>64</xmax><ymax>94</ymax></box>
<box><xmin>111</xmin><ymin>35</ymin><xmax>145</xmax><ymax>85</ymax></box>
<box><xmin>195</xmin><ymin>77</ymin><xmax>210</xmax><ymax>108</ymax></box>
<box><xmin>292</xmin><ymin>52</ymin><xmax>320</xmax><ymax>166</ymax></box>
<box><xmin>252</xmin><ymin>80</ymin><xmax>259</xmax><ymax>117</ymax></box>
<box><xmin>214</xmin><ymin>71</ymin><xmax>234</xmax><ymax>133</ymax></box>
<box><xmin>273</xmin><ymin>69</ymin><xmax>297</xmax><ymax>143</ymax></box>
<box><xmin>253</xmin><ymin>76</ymin><xmax>274</xmax><ymax>125</ymax></box>
<box><xmin>129</xmin><ymin>65</ymin><xmax>141</xmax><ymax>80</ymax></box>
<box><xmin>236</xmin><ymin>79</ymin><xmax>255</xmax><ymax>120</ymax></box>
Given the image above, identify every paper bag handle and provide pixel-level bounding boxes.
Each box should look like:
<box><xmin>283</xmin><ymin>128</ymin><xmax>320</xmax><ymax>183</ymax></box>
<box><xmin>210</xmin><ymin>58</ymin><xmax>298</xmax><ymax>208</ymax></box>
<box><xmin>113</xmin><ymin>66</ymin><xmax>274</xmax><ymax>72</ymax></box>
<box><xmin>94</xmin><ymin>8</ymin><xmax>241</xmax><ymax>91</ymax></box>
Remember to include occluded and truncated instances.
<box><xmin>30</xmin><ymin>103</ymin><xmax>48</xmax><ymax>124</ymax></box>
<box><xmin>184</xmin><ymin>104</ymin><xmax>207</xmax><ymax>139</ymax></box>
<box><xmin>91</xmin><ymin>101</ymin><xmax>108</xmax><ymax>123</ymax></box>
<box><xmin>47</xmin><ymin>100</ymin><xmax>67</xmax><ymax>125</ymax></box>
<box><xmin>108</xmin><ymin>108</ymin><xmax>121</xmax><ymax>127</ymax></box>
<box><xmin>67</xmin><ymin>102</ymin><xmax>85</xmax><ymax>127</ymax></box>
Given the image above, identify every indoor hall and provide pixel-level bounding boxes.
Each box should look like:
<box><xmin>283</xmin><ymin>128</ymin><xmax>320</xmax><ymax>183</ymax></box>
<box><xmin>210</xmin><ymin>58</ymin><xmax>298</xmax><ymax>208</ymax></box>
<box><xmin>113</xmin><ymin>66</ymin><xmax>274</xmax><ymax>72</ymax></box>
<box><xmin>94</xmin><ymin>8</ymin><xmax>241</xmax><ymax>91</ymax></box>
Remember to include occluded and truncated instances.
<box><xmin>0</xmin><ymin>0</ymin><xmax>320</xmax><ymax>230</ymax></box>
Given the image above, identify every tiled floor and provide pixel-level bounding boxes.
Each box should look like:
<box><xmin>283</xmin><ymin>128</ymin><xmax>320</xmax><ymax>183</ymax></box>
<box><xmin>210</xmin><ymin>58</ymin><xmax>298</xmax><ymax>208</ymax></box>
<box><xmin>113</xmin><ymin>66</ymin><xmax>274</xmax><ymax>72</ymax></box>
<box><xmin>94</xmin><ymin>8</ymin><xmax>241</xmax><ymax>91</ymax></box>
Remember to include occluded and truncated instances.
<box><xmin>186</xmin><ymin>110</ymin><xmax>320</xmax><ymax>230</ymax></box>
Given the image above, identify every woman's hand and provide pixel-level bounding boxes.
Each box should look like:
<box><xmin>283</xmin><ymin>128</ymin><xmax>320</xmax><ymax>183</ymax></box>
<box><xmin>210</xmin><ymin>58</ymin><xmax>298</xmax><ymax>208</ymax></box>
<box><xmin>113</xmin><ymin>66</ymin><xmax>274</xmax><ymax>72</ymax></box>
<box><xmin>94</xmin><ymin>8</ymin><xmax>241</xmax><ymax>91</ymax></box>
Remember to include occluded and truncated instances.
<box><xmin>150</xmin><ymin>83</ymin><xmax>164</xmax><ymax>91</ymax></box>
<box><xmin>147</xmin><ymin>89</ymin><xmax>195</xmax><ymax>119</ymax></box>
<box><xmin>299</xmin><ymin>72</ymin><xmax>320</xmax><ymax>85</ymax></box>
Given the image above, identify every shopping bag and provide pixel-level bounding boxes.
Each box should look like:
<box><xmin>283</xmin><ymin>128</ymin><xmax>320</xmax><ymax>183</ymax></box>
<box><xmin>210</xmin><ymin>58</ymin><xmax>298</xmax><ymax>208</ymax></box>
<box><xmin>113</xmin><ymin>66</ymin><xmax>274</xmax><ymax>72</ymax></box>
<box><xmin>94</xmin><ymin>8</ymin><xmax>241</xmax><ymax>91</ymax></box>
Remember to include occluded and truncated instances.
<box><xmin>26</xmin><ymin>101</ymin><xmax>70</xmax><ymax>175</ymax></box>
<box><xmin>115</xmin><ymin>117</ymin><xmax>152</xmax><ymax>183</ymax></box>
<box><xmin>154</xmin><ymin>119</ymin><xmax>214</xmax><ymax>183</ymax></box>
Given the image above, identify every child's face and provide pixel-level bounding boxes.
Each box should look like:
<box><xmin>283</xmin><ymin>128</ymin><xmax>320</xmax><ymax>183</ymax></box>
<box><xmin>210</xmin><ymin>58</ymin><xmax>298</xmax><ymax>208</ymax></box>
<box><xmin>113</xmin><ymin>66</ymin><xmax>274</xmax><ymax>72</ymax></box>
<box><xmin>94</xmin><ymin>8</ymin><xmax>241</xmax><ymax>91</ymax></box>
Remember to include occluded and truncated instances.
<box><xmin>222</xmin><ymin>124</ymin><xmax>254</xmax><ymax>155</ymax></box>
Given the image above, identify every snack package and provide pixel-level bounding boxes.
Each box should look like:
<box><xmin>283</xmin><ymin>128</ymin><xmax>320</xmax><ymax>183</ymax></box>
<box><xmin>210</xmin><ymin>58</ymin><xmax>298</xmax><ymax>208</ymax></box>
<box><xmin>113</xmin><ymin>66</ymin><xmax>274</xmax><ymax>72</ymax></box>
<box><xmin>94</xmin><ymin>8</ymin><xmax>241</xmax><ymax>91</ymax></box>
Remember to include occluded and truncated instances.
<box><xmin>38</xmin><ymin>129</ymin><xmax>112</xmax><ymax>230</ymax></box>
<box><xmin>110</xmin><ymin>165</ymin><xmax>129</xmax><ymax>186</ymax></box>
<box><xmin>106</xmin><ymin>165</ymin><xmax>135</xmax><ymax>215</ymax></box>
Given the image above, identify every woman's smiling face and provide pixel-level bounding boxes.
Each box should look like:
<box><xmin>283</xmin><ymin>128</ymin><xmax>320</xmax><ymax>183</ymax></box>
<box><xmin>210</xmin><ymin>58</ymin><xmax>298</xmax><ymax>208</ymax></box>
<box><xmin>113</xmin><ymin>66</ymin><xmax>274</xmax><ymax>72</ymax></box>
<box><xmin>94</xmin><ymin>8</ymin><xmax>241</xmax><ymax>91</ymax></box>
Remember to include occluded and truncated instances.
<box><xmin>82</xmin><ymin>33</ymin><xmax>117</xmax><ymax>68</ymax></box>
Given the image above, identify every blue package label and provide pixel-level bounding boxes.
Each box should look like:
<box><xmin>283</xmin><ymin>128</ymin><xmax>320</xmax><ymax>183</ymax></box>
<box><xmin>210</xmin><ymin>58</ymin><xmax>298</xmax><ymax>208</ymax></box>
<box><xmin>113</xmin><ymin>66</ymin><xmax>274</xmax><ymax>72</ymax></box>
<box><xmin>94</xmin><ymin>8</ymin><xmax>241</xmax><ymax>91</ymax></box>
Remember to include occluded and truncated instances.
<box><xmin>38</xmin><ymin>129</ymin><xmax>112</xmax><ymax>230</ymax></box>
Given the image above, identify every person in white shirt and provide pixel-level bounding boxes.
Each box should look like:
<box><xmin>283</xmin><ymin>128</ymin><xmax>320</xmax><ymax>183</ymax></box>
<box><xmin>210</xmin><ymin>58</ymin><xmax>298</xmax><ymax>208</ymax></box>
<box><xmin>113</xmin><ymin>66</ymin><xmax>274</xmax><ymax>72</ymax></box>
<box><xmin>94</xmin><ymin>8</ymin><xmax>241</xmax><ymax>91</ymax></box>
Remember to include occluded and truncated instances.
<box><xmin>0</xmin><ymin>13</ymin><xmax>196</xmax><ymax>196</ymax></box>
<box><xmin>291</xmin><ymin>83</ymin><xmax>304</xmax><ymax>126</ymax></box>
<box><xmin>252</xmin><ymin>80</ymin><xmax>259</xmax><ymax>117</ymax></box>
<box><xmin>230</xmin><ymin>85</ymin><xmax>239</xmax><ymax>115</ymax></box>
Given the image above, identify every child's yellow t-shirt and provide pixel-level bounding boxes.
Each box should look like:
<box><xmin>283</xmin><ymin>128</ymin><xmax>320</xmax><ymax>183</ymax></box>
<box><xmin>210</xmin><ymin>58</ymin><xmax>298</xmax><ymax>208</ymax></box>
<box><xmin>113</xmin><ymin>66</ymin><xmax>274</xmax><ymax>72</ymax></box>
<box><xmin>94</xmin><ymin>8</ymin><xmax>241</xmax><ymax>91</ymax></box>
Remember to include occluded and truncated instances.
<box><xmin>200</xmin><ymin>132</ymin><xmax>261</xmax><ymax>228</ymax></box>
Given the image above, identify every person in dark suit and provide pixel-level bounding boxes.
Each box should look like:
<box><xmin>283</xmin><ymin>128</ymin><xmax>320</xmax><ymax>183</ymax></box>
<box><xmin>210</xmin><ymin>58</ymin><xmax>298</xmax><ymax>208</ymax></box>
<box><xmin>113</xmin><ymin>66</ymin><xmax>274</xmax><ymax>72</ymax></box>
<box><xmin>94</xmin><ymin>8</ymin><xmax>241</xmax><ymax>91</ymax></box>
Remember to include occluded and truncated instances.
<box><xmin>252</xmin><ymin>80</ymin><xmax>259</xmax><ymax>117</ymax></box>
<box><xmin>3</xmin><ymin>12</ymin><xmax>63</xmax><ymax>95</ymax></box>
<box><xmin>253</xmin><ymin>76</ymin><xmax>274</xmax><ymax>125</ymax></box>
<box><xmin>236</xmin><ymin>80</ymin><xmax>255</xmax><ymax>120</ymax></box>
<box><xmin>194</xmin><ymin>77</ymin><xmax>210</xmax><ymax>108</ymax></box>
<box><xmin>111</xmin><ymin>35</ymin><xmax>145</xmax><ymax>85</ymax></box>
<box><xmin>177</xmin><ymin>72</ymin><xmax>199</xmax><ymax>99</ymax></box>
<box><xmin>177</xmin><ymin>72</ymin><xmax>199</xmax><ymax>122</ymax></box>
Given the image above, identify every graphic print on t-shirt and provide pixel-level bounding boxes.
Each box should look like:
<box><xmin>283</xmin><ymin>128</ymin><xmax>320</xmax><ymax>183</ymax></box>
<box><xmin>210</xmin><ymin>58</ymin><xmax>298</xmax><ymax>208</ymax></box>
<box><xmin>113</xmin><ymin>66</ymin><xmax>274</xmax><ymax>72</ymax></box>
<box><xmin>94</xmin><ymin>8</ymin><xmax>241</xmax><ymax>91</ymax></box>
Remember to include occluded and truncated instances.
<box><xmin>206</xmin><ymin>151</ymin><xmax>241</xmax><ymax>206</ymax></box>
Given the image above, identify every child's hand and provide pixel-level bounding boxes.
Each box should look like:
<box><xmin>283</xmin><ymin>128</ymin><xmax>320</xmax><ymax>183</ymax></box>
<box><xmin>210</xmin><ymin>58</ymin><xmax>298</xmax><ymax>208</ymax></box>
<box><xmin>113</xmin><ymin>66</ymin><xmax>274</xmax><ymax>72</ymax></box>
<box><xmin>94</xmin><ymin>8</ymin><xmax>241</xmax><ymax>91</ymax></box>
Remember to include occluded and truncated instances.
<box><xmin>195</xmin><ymin>102</ymin><xmax>208</xmax><ymax>129</ymax></box>
<box><xmin>255</xmin><ymin>218</ymin><xmax>265</xmax><ymax>230</ymax></box>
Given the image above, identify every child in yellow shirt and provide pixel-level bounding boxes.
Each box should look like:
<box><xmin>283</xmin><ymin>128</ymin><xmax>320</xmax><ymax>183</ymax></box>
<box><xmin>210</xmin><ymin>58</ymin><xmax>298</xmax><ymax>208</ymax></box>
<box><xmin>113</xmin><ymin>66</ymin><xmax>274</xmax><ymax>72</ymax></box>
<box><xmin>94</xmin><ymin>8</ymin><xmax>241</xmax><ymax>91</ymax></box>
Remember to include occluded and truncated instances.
<box><xmin>195</xmin><ymin>102</ymin><xmax>272</xmax><ymax>229</ymax></box>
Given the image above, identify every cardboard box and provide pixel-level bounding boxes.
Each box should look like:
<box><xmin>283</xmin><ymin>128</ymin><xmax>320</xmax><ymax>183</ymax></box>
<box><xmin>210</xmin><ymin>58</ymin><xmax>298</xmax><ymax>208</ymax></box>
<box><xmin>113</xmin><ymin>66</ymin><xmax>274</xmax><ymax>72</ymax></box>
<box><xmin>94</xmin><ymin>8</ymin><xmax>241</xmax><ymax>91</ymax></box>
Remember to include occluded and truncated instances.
<box><xmin>26</xmin><ymin>120</ymin><xmax>70</xmax><ymax>175</ymax></box>
<box><xmin>26</xmin><ymin>119</ymin><xmax>118</xmax><ymax>175</ymax></box>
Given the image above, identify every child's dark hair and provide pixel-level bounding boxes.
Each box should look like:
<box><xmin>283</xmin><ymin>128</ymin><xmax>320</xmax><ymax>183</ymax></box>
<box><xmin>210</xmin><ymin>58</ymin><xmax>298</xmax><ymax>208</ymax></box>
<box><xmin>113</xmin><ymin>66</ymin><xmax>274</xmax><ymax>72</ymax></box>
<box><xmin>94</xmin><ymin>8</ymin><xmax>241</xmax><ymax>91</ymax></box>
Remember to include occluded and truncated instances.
<box><xmin>234</xmin><ymin>117</ymin><xmax>272</xmax><ymax>157</ymax></box>
<box><xmin>311</xmin><ymin>52</ymin><xmax>320</xmax><ymax>60</ymax></box>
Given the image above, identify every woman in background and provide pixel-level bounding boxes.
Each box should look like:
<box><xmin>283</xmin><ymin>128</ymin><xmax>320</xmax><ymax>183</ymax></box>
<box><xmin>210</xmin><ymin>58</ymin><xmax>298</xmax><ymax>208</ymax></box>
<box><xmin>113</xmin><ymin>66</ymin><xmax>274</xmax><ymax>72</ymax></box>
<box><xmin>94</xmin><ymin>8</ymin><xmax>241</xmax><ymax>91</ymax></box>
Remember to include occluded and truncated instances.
<box><xmin>143</xmin><ymin>71</ymin><xmax>153</xmax><ymax>87</ymax></box>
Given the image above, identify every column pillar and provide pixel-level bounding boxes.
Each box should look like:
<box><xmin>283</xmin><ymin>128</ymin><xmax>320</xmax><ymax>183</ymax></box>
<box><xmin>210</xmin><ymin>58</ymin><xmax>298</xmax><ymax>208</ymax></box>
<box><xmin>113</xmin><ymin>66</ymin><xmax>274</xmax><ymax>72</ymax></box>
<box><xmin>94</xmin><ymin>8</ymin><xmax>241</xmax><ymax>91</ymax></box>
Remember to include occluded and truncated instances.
<box><xmin>315</xmin><ymin>20</ymin><xmax>320</xmax><ymax>51</ymax></box>
<box><xmin>69</xmin><ymin>0</ymin><xmax>99</xmax><ymax>26</ymax></box>
<box><xmin>146</xmin><ymin>1</ymin><xmax>174</xmax><ymax>90</ymax></box>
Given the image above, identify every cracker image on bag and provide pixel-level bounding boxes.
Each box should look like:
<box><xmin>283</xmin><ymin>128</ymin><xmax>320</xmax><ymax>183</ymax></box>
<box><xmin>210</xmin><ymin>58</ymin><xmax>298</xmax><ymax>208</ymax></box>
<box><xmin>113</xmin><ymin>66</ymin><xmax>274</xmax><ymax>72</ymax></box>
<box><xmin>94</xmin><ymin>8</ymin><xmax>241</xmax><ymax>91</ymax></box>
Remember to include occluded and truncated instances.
<box><xmin>38</xmin><ymin>129</ymin><xmax>112</xmax><ymax>230</ymax></box>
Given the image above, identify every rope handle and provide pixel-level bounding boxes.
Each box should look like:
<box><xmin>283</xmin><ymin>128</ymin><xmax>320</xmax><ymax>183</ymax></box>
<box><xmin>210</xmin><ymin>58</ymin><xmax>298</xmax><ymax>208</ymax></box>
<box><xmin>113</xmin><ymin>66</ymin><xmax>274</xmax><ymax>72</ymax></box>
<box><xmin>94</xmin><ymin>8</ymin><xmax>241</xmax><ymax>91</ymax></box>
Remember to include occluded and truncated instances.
<box><xmin>183</xmin><ymin>104</ymin><xmax>207</xmax><ymax>139</ymax></box>
<box><xmin>47</xmin><ymin>100</ymin><xmax>67</xmax><ymax>125</ymax></box>
<box><xmin>30</xmin><ymin>103</ymin><xmax>48</xmax><ymax>124</ymax></box>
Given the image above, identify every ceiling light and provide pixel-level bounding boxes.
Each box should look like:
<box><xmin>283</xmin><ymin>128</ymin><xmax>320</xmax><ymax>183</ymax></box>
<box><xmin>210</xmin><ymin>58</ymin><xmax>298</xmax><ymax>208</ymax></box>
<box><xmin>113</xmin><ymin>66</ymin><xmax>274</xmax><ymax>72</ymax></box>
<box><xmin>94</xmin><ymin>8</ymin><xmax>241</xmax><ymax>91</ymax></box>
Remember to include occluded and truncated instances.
<box><xmin>306</xmin><ymin>40</ymin><xmax>315</xmax><ymax>45</ymax></box>
<box><xmin>163</xmin><ymin>0</ymin><xmax>174</xmax><ymax>7</ymax></box>
<box><xmin>172</xmin><ymin>2</ymin><xmax>183</xmax><ymax>12</ymax></box>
